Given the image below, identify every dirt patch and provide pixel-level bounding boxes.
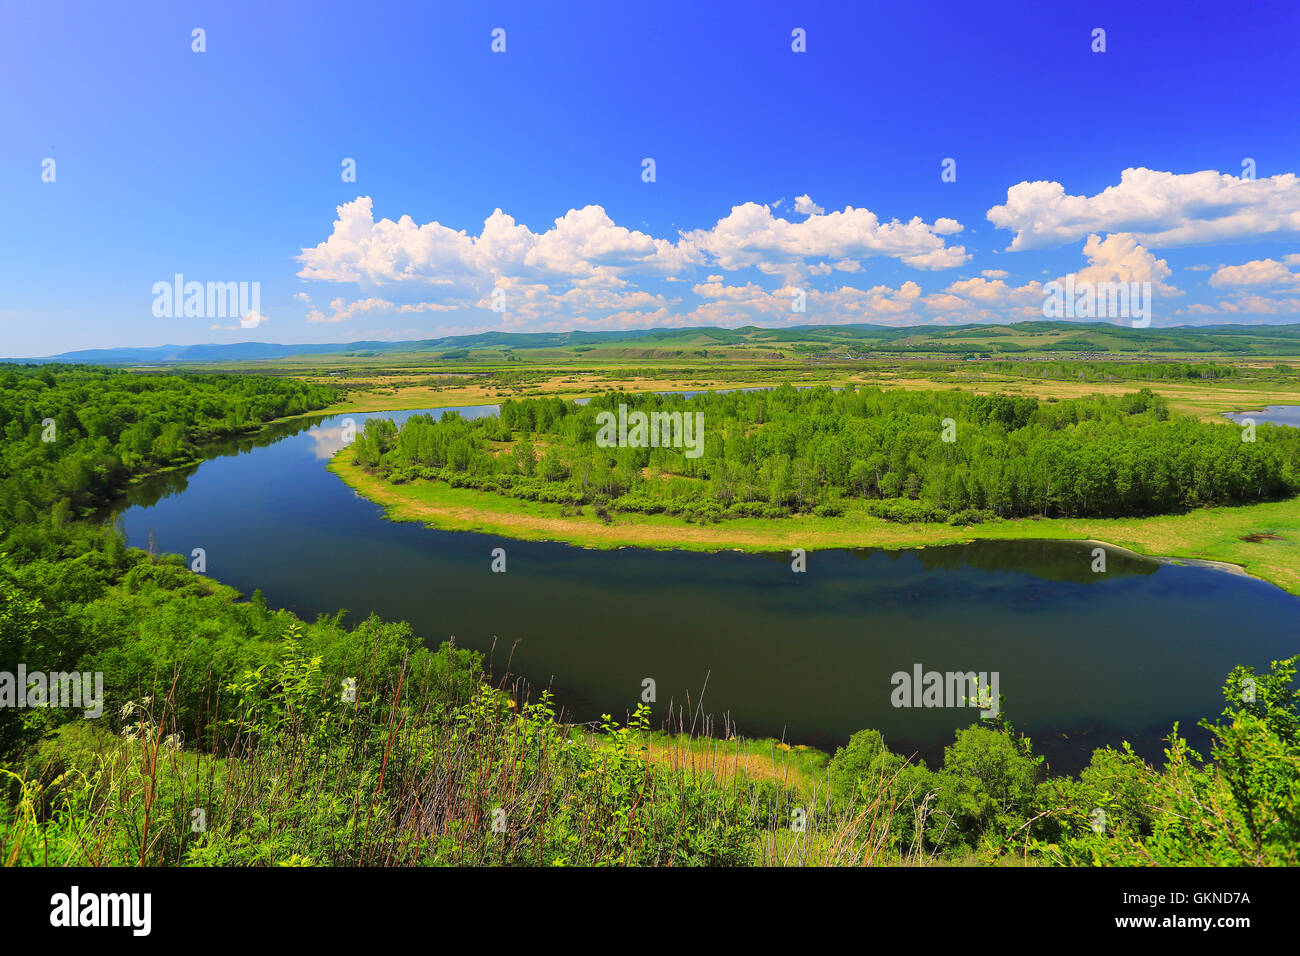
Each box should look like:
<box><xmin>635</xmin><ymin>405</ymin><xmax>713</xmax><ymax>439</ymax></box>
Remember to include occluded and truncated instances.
<box><xmin>1241</xmin><ymin>532</ymin><xmax>1284</xmax><ymax>543</ymax></box>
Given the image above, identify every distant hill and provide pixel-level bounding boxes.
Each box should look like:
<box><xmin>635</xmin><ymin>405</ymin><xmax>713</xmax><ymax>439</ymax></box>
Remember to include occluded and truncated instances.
<box><xmin>13</xmin><ymin>342</ymin><xmax>389</xmax><ymax>364</ymax></box>
<box><xmin>5</xmin><ymin>329</ymin><xmax>679</xmax><ymax>364</ymax></box>
<box><xmin>9</xmin><ymin>322</ymin><xmax>1300</xmax><ymax>364</ymax></box>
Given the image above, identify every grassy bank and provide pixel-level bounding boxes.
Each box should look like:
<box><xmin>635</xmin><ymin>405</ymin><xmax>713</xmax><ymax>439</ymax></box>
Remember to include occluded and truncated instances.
<box><xmin>330</xmin><ymin>454</ymin><xmax>1300</xmax><ymax>594</ymax></box>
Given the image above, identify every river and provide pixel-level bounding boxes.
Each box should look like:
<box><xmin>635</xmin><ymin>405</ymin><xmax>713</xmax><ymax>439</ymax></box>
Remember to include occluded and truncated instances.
<box><xmin>111</xmin><ymin>403</ymin><xmax>1300</xmax><ymax>774</ymax></box>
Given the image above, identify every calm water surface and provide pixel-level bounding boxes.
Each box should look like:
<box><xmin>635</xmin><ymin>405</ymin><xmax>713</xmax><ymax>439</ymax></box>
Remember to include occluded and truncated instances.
<box><xmin>1224</xmin><ymin>405</ymin><xmax>1300</xmax><ymax>427</ymax></box>
<box><xmin>111</xmin><ymin>406</ymin><xmax>1300</xmax><ymax>773</ymax></box>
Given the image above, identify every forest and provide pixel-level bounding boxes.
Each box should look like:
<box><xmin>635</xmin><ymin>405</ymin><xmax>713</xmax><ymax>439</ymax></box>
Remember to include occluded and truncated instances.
<box><xmin>0</xmin><ymin>364</ymin><xmax>338</xmax><ymax>526</ymax></box>
<box><xmin>350</xmin><ymin>384</ymin><xmax>1300</xmax><ymax>525</ymax></box>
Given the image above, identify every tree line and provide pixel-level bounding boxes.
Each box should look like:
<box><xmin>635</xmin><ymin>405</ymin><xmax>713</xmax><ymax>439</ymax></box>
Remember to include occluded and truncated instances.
<box><xmin>0</xmin><ymin>364</ymin><xmax>338</xmax><ymax>526</ymax></box>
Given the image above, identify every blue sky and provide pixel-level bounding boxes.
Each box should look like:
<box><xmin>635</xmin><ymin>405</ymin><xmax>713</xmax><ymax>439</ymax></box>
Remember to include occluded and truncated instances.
<box><xmin>2</xmin><ymin>0</ymin><xmax>1298</xmax><ymax>356</ymax></box>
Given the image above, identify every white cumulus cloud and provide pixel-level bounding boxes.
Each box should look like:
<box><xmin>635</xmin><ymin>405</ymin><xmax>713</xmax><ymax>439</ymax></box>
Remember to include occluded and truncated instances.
<box><xmin>1211</xmin><ymin>258</ymin><xmax>1300</xmax><ymax>288</ymax></box>
<box><xmin>987</xmin><ymin>168</ymin><xmax>1300</xmax><ymax>251</ymax></box>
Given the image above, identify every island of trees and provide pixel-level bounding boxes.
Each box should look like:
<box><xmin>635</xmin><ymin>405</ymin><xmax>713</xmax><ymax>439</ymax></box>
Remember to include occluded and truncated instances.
<box><xmin>349</xmin><ymin>384</ymin><xmax>1300</xmax><ymax>526</ymax></box>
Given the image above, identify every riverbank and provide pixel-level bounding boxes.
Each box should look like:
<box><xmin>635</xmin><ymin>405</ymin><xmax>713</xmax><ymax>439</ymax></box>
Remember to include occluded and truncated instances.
<box><xmin>329</xmin><ymin>453</ymin><xmax>1300</xmax><ymax>595</ymax></box>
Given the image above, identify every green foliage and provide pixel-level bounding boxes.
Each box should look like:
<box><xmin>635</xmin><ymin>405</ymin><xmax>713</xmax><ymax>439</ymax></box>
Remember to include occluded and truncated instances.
<box><xmin>355</xmin><ymin>384</ymin><xmax>1300</xmax><ymax>523</ymax></box>
<box><xmin>0</xmin><ymin>364</ymin><xmax>337</xmax><ymax>525</ymax></box>
<box><xmin>1027</xmin><ymin>657</ymin><xmax>1300</xmax><ymax>866</ymax></box>
<box><xmin>830</xmin><ymin>729</ymin><xmax>901</xmax><ymax>802</ymax></box>
<box><xmin>930</xmin><ymin>724</ymin><xmax>1043</xmax><ymax>851</ymax></box>
<box><xmin>982</xmin><ymin>360</ymin><xmax>1239</xmax><ymax>383</ymax></box>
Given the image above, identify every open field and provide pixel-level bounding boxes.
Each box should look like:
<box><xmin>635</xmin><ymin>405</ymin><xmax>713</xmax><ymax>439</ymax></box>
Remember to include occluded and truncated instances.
<box><xmin>197</xmin><ymin>324</ymin><xmax>1300</xmax><ymax>421</ymax></box>
<box><xmin>308</xmin><ymin>371</ymin><xmax>806</xmax><ymax>414</ymax></box>
<box><xmin>296</xmin><ymin>362</ymin><xmax>1300</xmax><ymax>422</ymax></box>
<box><xmin>860</xmin><ymin>372</ymin><xmax>1300</xmax><ymax>420</ymax></box>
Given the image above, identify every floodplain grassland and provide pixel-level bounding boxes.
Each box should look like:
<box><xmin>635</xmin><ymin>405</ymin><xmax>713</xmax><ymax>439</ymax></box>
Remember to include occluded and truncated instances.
<box><xmin>303</xmin><ymin>363</ymin><xmax>1300</xmax><ymax>420</ymax></box>
<box><xmin>189</xmin><ymin>321</ymin><xmax>1300</xmax><ymax>420</ymax></box>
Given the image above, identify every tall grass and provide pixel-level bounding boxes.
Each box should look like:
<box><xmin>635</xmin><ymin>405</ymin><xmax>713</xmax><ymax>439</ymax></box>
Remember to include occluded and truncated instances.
<box><xmin>0</xmin><ymin>626</ymin><xmax>927</xmax><ymax>868</ymax></box>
